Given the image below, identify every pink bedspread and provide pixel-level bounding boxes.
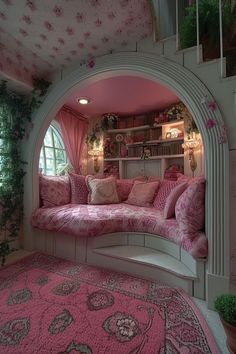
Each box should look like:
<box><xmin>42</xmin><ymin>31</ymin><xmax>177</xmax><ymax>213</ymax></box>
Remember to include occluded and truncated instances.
<box><xmin>32</xmin><ymin>203</ymin><xmax>208</xmax><ymax>259</ymax></box>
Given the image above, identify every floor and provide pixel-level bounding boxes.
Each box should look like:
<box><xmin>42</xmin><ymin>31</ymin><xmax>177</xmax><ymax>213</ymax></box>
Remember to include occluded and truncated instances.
<box><xmin>193</xmin><ymin>298</ymin><xmax>229</xmax><ymax>354</ymax></box>
<box><xmin>5</xmin><ymin>249</ymin><xmax>229</xmax><ymax>353</ymax></box>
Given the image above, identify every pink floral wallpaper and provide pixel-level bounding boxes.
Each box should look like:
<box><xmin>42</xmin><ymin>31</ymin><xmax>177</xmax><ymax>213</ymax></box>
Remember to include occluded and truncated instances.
<box><xmin>0</xmin><ymin>0</ymin><xmax>152</xmax><ymax>85</ymax></box>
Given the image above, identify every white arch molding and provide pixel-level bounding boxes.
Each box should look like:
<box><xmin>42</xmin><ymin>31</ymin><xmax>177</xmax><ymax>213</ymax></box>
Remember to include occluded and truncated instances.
<box><xmin>22</xmin><ymin>52</ymin><xmax>229</xmax><ymax>307</ymax></box>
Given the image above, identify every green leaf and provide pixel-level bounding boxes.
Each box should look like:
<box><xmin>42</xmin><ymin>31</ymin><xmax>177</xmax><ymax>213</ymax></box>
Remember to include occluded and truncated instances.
<box><xmin>0</xmin><ymin>78</ymin><xmax>50</xmax><ymax>264</ymax></box>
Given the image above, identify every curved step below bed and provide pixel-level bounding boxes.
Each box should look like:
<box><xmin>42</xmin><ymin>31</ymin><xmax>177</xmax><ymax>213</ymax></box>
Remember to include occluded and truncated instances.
<box><xmin>92</xmin><ymin>245</ymin><xmax>197</xmax><ymax>279</ymax></box>
<box><xmin>33</xmin><ymin>229</ymin><xmax>206</xmax><ymax>299</ymax></box>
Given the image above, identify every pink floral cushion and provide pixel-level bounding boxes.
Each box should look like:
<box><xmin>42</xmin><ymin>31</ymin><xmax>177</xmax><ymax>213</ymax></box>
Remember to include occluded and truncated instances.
<box><xmin>86</xmin><ymin>176</ymin><xmax>119</xmax><ymax>205</ymax></box>
<box><xmin>133</xmin><ymin>176</ymin><xmax>146</xmax><ymax>182</ymax></box>
<box><xmin>177</xmin><ymin>173</ymin><xmax>205</xmax><ymax>185</ymax></box>
<box><xmin>175</xmin><ymin>181</ymin><xmax>205</xmax><ymax>237</ymax></box>
<box><xmin>148</xmin><ymin>176</ymin><xmax>161</xmax><ymax>182</ymax></box>
<box><xmin>68</xmin><ymin>172</ymin><xmax>88</xmax><ymax>204</ymax></box>
<box><xmin>176</xmin><ymin>173</ymin><xmax>191</xmax><ymax>182</ymax></box>
<box><xmin>163</xmin><ymin>182</ymin><xmax>188</xmax><ymax>219</ymax></box>
<box><xmin>153</xmin><ymin>180</ymin><xmax>178</xmax><ymax>210</ymax></box>
<box><xmin>126</xmin><ymin>181</ymin><xmax>159</xmax><ymax>207</ymax></box>
<box><xmin>116</xmin><ymin>179</ymin><xmax>134</xmax><ymax>202</ymax></box>
<box><xmin>164</xmin><ymin>165</ymin><xmax>183</xmax><ymax>181</ymax></box>
<box><xmin>39</xmin><ymin>175</ymin><xmax>71</xmax><ymax>207</ymax></box>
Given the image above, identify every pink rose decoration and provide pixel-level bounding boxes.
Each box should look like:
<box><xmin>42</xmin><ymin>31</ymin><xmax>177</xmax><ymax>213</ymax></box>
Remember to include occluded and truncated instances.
<box><xmin>206</xmin><ymin>119</ymin><xmax>216</xmax><ymax>129</ymax></box>
<box><xmin>207</xmin><ymin>101</ymin><xmax>217</xmax><ymax>111</ymax></box>
<box><xmin>87</xmin><ymin>60</ymin><xmax>95</xmax><ymax>69</ymax></box>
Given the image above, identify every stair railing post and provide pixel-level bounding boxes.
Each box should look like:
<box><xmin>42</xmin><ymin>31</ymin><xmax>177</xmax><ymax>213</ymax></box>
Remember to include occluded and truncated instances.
<box><xmin>176</xmin><ymin>0</ymin><xmax>179</xmax><ymax>50</ymax></box>
<box><xmin>219</xmin><ymin>0</ymin><xmax>224</xmax><ymax>78</ymax></box>
<box><xmin>196</xmin><ymin>0</ymin><xmax>200</xmax><ymax>64</ymax></box>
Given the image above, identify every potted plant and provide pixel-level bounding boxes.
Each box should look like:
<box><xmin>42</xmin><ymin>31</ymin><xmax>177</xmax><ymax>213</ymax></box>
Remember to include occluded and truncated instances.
<box><xmin>214</xmin><ymin>294</ymin><xmax>236</xmax><ymax>353</ymax></box>
<box><xmin>101</xmin><ymin>113</ymin><xmax>118</xmax><ymax>130</ymax></box>
<box><xmin>179</xmin><ymin>0</ymin><xmax>235</xmax><ymax>60</ymax></box>
<box><xmin>86</xmin><ymin>124</ymin><xmax>101</xmax><ymax>150</ymax></box>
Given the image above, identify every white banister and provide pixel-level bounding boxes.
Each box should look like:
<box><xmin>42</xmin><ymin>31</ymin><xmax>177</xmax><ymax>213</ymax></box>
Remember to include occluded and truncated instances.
<box><xmin>196</xmin><ymin>0</ymin><xmax>200</xmax><ymax>64</ymax></box>
<box><xmin>219</xmin><ymin>0</ymin><xmax>224</xmax><ymax>78</ymax></box>
<box><xmin>176</xmin><ymin>0</ymin><xmax>179</xmax><ymax>50</ymax></box>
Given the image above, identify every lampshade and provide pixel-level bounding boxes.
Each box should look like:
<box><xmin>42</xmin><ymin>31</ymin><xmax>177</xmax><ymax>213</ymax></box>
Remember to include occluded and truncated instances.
<box><xmin>88</xmin><ymin>148</ymin><xmax>103</xmax><ymax>157</ymax></box>
<box><xmin>182</xmin><ymin>138</ymin><xmax>199</xmax><ymax>150</ymax></box>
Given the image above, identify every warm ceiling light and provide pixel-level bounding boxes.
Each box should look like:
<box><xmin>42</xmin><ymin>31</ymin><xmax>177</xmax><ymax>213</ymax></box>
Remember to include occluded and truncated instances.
<box><xmin>77</xmin><ymin>97</ymin><xmax>90</xmax><ymax>105</ymax></box>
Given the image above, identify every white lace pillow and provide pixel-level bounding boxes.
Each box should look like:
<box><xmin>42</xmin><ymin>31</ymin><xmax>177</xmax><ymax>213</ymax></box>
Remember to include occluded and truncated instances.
<box><xmin>86</xmin><ymin>176</ymin><xmax>119</xmax><ymax>205</ymax></box>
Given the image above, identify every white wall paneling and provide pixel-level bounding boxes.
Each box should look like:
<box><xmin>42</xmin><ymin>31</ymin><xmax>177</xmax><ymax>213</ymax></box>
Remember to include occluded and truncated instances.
<box><xmin>23</xmin><ymin>48</ymin><xmax>231</xmax><ymax>307</ymax></box>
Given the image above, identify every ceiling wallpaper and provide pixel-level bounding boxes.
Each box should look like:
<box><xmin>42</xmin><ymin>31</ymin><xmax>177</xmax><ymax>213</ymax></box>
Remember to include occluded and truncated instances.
<box><xmin>0</xmin><ymin>0</ymin><xmax>152</xmax><ymax>87</ymax></box>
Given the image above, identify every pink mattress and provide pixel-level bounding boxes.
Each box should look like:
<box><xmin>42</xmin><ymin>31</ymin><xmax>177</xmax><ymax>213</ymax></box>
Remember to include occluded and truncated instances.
<box><xmin>32</xmin><ymin>203</ymin><xmax>208</xmax><ymax>259</ymax></box>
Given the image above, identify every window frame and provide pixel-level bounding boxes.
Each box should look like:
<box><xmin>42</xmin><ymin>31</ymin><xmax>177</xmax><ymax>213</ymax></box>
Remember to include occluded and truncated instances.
<box><xmin>39</xmin><ymin>121</ymin><xmax>67</xmax><ymax>176</ymax></box>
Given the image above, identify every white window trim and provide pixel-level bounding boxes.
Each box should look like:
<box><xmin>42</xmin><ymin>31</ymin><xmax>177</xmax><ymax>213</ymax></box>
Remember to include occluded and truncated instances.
<box><xmin>39</xmin><ymin>120</ymin><xmax>67</xmax><ymax>176</ymax></box>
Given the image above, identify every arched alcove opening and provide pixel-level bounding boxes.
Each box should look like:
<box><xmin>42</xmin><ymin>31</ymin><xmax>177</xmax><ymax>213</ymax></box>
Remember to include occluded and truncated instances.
<box><xmin>23</xmin><ymin>52</ymin><xmax>229</xmax><ymax>307</ymax></box>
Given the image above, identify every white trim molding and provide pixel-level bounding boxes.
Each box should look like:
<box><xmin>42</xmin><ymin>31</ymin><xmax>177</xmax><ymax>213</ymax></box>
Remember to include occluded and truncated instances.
<box><xmin>22</xmin><ymin>52</ymin><xmax>229</xmax><ymax>308</ymax></box>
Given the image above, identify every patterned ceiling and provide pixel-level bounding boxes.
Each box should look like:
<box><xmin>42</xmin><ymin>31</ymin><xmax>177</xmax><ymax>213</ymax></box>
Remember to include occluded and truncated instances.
<box><xmin>0</xmin><ymin>0</ymin><xmax>152</xmax><ymax>87</ymax></box>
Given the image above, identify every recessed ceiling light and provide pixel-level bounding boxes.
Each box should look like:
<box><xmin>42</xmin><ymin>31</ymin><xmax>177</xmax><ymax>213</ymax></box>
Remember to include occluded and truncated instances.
<box><xmin>77</xmin><ymin>97</ymin><xmax>90</xmax><ymax>105</ymax></box>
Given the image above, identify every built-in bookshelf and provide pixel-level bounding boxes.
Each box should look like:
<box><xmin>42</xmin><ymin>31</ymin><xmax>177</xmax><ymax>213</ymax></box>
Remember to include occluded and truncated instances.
<box><xmin>103</xmin><ymin>117</ymin><xmax>185</xmax><ymax>178</ymax></box>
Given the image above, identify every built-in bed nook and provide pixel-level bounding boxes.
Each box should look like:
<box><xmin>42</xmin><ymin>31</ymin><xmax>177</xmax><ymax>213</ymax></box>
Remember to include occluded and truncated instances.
<box><xmin>31</xmin><ymin>79</ymin><xmax>207</xmax><ymax>300</ymax></box>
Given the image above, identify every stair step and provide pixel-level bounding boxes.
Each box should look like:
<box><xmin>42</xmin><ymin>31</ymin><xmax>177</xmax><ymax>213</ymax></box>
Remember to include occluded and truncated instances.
<box><xmin>93</xmin><ymin>245</ymin><xmax>197</xmax><ymax>280</ymax></box>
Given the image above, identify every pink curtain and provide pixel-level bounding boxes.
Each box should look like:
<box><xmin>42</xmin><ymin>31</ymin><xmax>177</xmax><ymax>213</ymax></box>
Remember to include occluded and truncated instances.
<box><xmin>58</xmin><ymin>108</ymin><xmax>88</xmax><ymax>174</ymax></box>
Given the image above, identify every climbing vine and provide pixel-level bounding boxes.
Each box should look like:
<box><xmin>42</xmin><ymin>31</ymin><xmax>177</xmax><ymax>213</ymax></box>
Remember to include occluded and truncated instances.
<box><xmin>0</xmin><ymin>78</ymin><xmax>50</xmax><ymax>265</ymax></box>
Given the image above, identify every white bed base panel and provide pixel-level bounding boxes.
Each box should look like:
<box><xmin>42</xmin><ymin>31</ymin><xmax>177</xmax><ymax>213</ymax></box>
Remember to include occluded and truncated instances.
<box><xmin>34</xmin><ymin>229</ymin><xmax>87</xmax><ymax>263</ymax></box>
<box><xmin>33</xmin><ymin>229</ymin><xmax>206</xmax><ymax>299</ymax></box>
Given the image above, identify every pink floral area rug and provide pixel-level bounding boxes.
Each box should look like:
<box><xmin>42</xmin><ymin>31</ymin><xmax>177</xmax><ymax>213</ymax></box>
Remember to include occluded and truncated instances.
<box><xmin>0</xmin><ymin>252</ymin><xmax>219</xmax><ymax>354</ymax></box>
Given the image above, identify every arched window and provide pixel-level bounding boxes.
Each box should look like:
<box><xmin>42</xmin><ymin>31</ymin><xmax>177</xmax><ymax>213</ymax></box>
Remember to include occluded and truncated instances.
<box><xmin>39</xmin><ymin>122</ymin><xmax>67</xmax><ymax>175</ymax></box>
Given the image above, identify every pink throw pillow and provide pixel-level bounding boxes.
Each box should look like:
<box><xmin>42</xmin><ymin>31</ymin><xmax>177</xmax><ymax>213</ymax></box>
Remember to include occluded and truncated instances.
<box><xmin>86</xmin><ymin>176</ymin><xmax>119</xmax><ymax>205</ymax></box>
<box><xmin>177</xmin><ymin>173</ymin><xmax>205</xmax><ymax>185</ymax></box>
<box><xmin>163</xmin><ymin>182</ymin><xmax>188</xmax><ymax>219</ymax></box>
<box><xmin>125</xmin><ymin>181</ymin><xmax>159</xmax><ymax>207</ymax></box>
<box><xmin>176</xmin><ymin>173</ymin><xmax>191</xmax><ymax>182</ymax></box>
<box><xmin>148</xmin><ymin>176</ymin><xmax>161</xmax><ymax>182</ymax></box>
<box><xmin>116</xmin><ymin>179</ymin><xmax>134</xmax><ymax>202</ymax></box>
<box><xmin>134</xmin><ymin>176</ymin><xmax>146</xmax><ymax>182</ymax></box>
<box><xmin>68</xmin><ymin>172</ymin><xmax>89</xmax><ymax>204</ymax></box>
<box><xmin>175</xmin><ymin>181</ymin><xmax>205</xmax><ymax>235</ymax></box>
<box><xmin>153</xmin><ymin>180</ymin><xmax>178</xmax><ymax>210</ymax></box>
<box><xmin>39</xmin><ymin>175</ymin><xmax>71</xmax><ymax>207</ymax></box>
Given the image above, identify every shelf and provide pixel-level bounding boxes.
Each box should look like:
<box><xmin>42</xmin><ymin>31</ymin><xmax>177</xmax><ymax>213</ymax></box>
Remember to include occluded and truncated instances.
<box><xmin>151</xmin><ymin>119</ymin><xmax>184</xmax><ymax>128</ymax></box>
<box><xmin>107</xmin><ymin>125</ymin><xmax>150</xmax><ymax>133</ymax></box>
<box><xmin>106</xmin><ymin>121</ymin><xmax>184</xmax><ymax>133</ymax></box>
<box><xmin>104</xmin><ymin>154</ymin><xmax>184</xmax><ymax>161</ymax></box>
<box><xmin>126</xmin><ymin>137</ymin><xmax>184</xmax><ymax>146</ymax></box>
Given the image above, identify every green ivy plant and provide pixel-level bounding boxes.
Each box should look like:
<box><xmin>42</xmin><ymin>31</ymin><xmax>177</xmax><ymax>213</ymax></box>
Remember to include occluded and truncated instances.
<box><xmin>0</xmin><ymin>78</ymin><xmax>50</xmax><ymax>266</ymax></box>
<box><xmin>180</xmin><ymin>0</ymin><xmax>234</xmax><ymax>50</ymax></box>
<box><xmin>86</xmin><ymin>124</ymin><xmax>101</xmax><ymax>150</ymax></box>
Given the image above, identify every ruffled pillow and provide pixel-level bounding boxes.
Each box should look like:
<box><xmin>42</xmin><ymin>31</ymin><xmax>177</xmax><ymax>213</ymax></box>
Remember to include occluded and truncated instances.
<box><xmin>86</xmin><ymin>176</ymin><xmax>119</xmax><ymax>205</ymax></box>
<box><xmin>68</xmin><ymin>172</ymin><xmax>88</xmax><ymax>204</ymax></box>
<box><xmin>163</xmin><ymin>182</ymin><xmax>188</xmax><ymax>219</ymax></box>
<box><xmin>125</xmin><ymin>181</ymin><xmax>159</xmax><ymax>207</ymax></box>
<box><xmin>39</xmin><ymin>174</ymin><xmax>71</xmax><ymax>207</ymax></box>
<box><xmin>153</xmin><ymin>180</ymin><xmax>178</xmax><ymax>210</ymax></box>
<box><xmin>175</xmin><ymin>181</ymin><xmax>205</xmax><ymax>237</ymax></box>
